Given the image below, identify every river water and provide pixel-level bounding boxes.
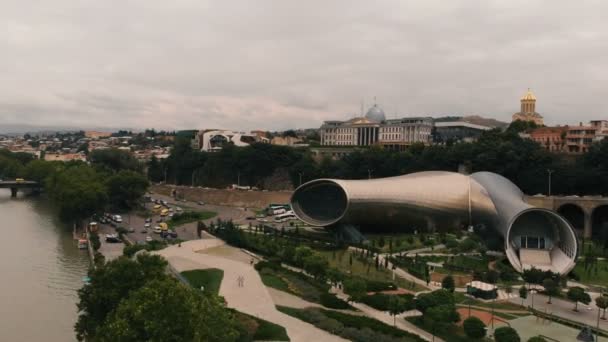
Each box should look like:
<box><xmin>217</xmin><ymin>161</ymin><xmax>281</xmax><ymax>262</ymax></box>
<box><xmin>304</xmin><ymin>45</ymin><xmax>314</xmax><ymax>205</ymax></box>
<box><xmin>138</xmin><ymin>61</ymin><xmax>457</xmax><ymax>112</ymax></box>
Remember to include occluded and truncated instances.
<box><xmin>0</xmin><ymin>192</ymin><xmax>89</xmax><ymax>341</ymax></box>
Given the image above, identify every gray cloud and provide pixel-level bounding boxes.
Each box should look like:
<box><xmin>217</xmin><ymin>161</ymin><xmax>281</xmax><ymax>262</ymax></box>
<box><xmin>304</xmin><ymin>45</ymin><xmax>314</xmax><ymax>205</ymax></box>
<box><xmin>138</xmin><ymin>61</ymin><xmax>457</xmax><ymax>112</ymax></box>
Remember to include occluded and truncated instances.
<box><xmin>1</xmin><ymin>0</ymin><xmax>607</xmax><ymax>131</ymax></box>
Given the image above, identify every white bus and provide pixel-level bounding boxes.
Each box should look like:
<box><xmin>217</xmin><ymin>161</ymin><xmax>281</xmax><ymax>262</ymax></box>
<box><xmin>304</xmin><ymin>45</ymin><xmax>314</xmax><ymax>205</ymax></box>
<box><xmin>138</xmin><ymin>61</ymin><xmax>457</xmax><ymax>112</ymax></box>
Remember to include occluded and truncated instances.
<box><xmin>273</xmin><ymin>211</ymin><xmax>296</xmax><ymax>223</ymax></box>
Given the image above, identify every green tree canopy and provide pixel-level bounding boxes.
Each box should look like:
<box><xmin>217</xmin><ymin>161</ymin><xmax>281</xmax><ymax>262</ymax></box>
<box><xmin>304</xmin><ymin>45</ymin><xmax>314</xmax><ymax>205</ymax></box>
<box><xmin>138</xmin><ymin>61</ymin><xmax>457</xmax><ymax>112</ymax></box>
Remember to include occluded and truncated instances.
<box><xmin>567</xmin><ymin>286</ymin><xmax>591</xmax><ymax>311</ymax></box>
<box><xmin>105</xmin><ymin>170</ymin><xmax>149</xmax><ymax>210</ymax></box>
<box><xmin>343</xmin><ymin>278</ymin><xmax>367</xmax><ymax>303</ymax></box>
<box><xmin>45</xmin><ymin>164</ymin><xmax>108</xmax><ymax>222</ymax></box>
<box><xmin>463</xmin><ymin>316</ymin><xmax>486</xmax><ymax>339</ymax></box>
<box><xmin>75</xmin><ymin>254</ymin><xmax>168</xmax><ymax>340</ymax></box>
<box><xmin>494</xmin><ymin>326</ymin><xmax>521</xmax><ymax>342</ymax></box>
<box><xmin>97</xmin><ymin>278</ymin><xmax>239</xmax><ymax>342</ymax></box>
<box><xmin>441</xmin><ymin>275</ymin><xmax>455</xmax><ymax>292</ymax></box>
<box><xmin>89</xmin><ymin>148</ymin><xmax>142</xmax><ymax>174</ymax></box>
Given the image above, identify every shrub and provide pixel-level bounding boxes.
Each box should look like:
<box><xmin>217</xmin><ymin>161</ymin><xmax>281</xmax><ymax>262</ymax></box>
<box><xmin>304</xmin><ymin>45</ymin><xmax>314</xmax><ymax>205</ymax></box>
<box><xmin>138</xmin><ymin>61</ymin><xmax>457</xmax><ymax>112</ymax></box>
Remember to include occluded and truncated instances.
<box><xmin>463</xmin><ymin>317</ymin><xmax>486</xmax><ymax>339</ymax></box>
<box><xmin>494</xmin><ymin>327</ymin><xmax>520</xmax><ymax>342</ymax></box>
<box><xmin>364</xmin><ymin>279</ymin><xmax>397</xmax><ymax>292</ymax></box>
<box><xmin>89</xmin><ymin>232</ymin><xmax>101</xmax><ymax>251</ymax></box>
<box><xmin>320</xmin><ymin>293</ymin><xmax>351</xmax><ymax>310</ymax></box>
<box><xmin>254</xmin><ymin>260</ymin><xmax>281</xmax><ymax>271</ymax></box>
<box><xmin>527</xmin><ymin>337</ymin><xmax>547</xmax><ymax>342</ymax></box>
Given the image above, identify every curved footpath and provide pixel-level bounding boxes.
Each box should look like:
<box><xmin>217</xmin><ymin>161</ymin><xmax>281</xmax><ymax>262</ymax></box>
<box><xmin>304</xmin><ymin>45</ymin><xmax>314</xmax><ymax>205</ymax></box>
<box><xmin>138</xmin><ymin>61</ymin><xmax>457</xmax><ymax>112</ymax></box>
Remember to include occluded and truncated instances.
<box><xmin>154</xmin><ymin>239</ymin><xmax>347</xmax><ymax>342</ymax></box>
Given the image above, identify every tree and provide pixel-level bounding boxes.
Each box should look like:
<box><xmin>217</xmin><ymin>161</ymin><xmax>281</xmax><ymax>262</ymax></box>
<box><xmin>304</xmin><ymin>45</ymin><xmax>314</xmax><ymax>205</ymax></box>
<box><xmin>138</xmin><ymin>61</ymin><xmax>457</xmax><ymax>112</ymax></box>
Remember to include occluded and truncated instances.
<box><xmin>105</xmin><ymin>170</ymin><xmax>149</xmax><ymax>210</ymax></box>
<box><xmin>425</xmin><ymin>304</ymin><xmax>460</xmax><ymax>334</ymax></box>
<box><xmin>302</xmin><ymin>254</ymin><xmax>329</xmax><ymax>280</ymax></box>
<box><xmin>542</xmin><ymin>278</ymin><xmax>558</xmax><ymax>304</ymax></box>
<box><xmin>596</xmin><ymin>296</ymin><xmax>608</xmax><ymax>320</ymax></box>
<box><xmin>387</xmin><ymin>295</ymin><xmax>405</xmax><ymax>326</ymax></box>
<box><xmin>416</xmin><ymin>289</ymin><xmax>455</xmax><ymax>313</ymax></box>
<box><xmin>45</xmin><ymin>164</ymin><xmax>108</xmax><ymax>222</ymax></box>
<box><xmin>441</xmin><ymin>275</ymin><xmax>455</xmax><ymax>293</ymax></box>
<box><xmin>343</xmin><ymin>278</ymin><xmax>367</xmax><ymax>303</ymax></box>
<box><xmin>96</xmin><ymin>278</ymin><xmax>239</xmax><ymax>342</ymax></box>
<box><xmin>75</xmin><ymin>254</ymin><xmax>168</xmax><ymax>340</ymax></box>
<box><xmin>567</xmin><ymin>286</ymin><xmax>591</xmax><ymax>312</ymax></box>
<box><xmin>463</xmin><ymin>316</ymin><xmax>486</xmax><ymax>339</ymax></box>
<box><xmin>89</xmin><ymin>148</ymin><xmax>142</xmax><ymax>174</ymax></box>
<box><xmin>494</xmin><ymin>326</ymin><xmax>521</xmax><ymax>342</ymax></box>
<box><xmin>294</xmin><ymin>246</ymin><xmax>313</xmax><ymax>267</ymax></box>
<box><xmin>519</xmin><ymin>286</ymin><xmax>528</xmax><ymax>306</ymax></box>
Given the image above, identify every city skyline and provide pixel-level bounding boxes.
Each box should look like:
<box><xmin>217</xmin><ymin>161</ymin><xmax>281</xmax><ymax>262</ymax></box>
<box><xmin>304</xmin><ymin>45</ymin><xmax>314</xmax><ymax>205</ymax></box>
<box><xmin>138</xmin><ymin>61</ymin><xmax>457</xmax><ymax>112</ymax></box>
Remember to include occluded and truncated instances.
<box><xmin>2</xmin><ymin>1</ymin><xmax>607</xmax><ymax>131</ymax></box>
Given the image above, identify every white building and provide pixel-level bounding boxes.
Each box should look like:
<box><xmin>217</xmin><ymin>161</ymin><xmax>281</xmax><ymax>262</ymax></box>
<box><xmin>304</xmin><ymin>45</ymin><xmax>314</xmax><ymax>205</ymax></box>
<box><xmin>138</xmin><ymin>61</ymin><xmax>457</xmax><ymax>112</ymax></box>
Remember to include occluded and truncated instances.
<box><xmin>192</xmin><ymin>130</ymin><xmax>268</xmax><ymax>152</ymax></box>
<box><xmin>319</xmin><ymin>103</ymin><xmax>433</xmax><ymax>150</ymax></box>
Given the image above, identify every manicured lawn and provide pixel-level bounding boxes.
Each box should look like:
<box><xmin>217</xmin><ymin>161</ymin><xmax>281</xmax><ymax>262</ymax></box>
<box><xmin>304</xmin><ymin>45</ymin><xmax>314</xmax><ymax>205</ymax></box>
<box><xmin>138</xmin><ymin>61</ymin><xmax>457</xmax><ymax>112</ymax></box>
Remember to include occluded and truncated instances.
<box><xmin>572</xmin><ymin>259</ymin><xmax>608</xmax><ymax>287</ymax></box>
<box><xmin>319</xmin><ymin>249</ymin><xmax>427</xmax><ymax>292</ymax></box>
<box><xmin>260</xmin><ymin>272</ymin><xmax>291</xmax><ymax>293</ymax></box>
<box><xmin>181</xmin><ymin>268</ymin><xmax>224</xmax><ymax>295</ymax></box>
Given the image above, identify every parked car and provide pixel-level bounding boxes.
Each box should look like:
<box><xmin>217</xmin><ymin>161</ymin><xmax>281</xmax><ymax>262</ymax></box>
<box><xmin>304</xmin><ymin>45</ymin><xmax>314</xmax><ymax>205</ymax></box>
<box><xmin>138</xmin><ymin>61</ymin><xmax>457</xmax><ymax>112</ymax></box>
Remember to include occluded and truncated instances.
<box><xmin>246</xmin><ymin>216</ymin><xmax>256</xmax><ymax>220</ymax></box>
<box><xmin>146</xmin><ymin>236</ymin><xmax>153</xmax><ymax>242</ymax></box>
<box><xmin>176</xmin><ymin>207</ymin><xmax>183</xmax><ymax>212</ymax></box>
<box><xmin>128</xmin><ymin>227</ymin><xmax>135</xmax><ymax>233</ymax></box>
<box><xmin>141</xmin><ymin>229</ymin><xmax>147</xmax><ymax>233</ymax></box>
<box><xmin>197</xmin><ymin>201</ymin><xmax>205</xmax><ymax>205</ymax></box>
<box><xmin>145</xmin><ymin>218</ymin><xmax>152</xmax><ymax>223</ymax></box>
<box><xmin>144</xmin><ymin>222</ymin><xmax>151</xmax><ymax>228</ymax></box>
<box><xmin>169</xmin><ymin>230</ymin><xmax>178</xmax><ymax>238</ymax></box>
<box><xmin>105</xmin><ymin>234</ymin><xmax>121</xmax><ymax>243</ymax></box>
<box><xmin>153</xmin><ymin>226</ymin><xmax>162</xmax><ymax>234</ymax></box>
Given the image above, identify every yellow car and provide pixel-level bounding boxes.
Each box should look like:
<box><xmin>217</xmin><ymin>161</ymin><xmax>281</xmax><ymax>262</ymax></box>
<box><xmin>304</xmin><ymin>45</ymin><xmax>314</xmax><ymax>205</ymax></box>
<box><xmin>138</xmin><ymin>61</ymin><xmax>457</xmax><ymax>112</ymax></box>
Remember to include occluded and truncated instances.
<box><xmin>15</xmin><ymin>178</ymin><xmax>25</xmax><ymax>183</ymax></box>
<box><xmin>160</xmin><ymin>209</ymin><xmax>169</xmax><ymax>217</ymax></box>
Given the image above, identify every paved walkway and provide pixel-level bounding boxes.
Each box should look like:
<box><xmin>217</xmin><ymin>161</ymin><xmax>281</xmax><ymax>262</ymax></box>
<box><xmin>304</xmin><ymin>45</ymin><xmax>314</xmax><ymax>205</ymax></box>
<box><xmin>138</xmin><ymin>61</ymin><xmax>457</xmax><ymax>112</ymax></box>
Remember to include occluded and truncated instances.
<box><xmin>332</xmin><ymin>287</ymin><xmax>441</xmax><ymax>342</ymax></box>
<box><xmin>154</xmin><ymin>240</ymin><xmax>346</xmax><ymax>342</ymax></box>
<box><xmin>511</xmin><ymin>292</ymin><xmax>608</xmax><ymax>329</ymax></box>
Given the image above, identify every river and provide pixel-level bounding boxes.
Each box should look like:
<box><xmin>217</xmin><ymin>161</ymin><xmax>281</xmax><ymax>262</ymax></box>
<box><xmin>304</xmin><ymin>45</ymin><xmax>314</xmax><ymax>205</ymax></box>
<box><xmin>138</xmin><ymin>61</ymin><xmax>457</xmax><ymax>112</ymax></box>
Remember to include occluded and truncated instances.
<box><xmin>0</xmin><ymin>192</ymin><xmax>89</xmax><ymax>341</ymax></box>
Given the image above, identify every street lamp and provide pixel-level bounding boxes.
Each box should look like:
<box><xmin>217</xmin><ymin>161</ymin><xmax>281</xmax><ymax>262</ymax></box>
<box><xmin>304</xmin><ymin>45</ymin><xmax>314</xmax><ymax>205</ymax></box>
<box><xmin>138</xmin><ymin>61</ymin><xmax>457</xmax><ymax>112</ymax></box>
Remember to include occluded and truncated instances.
<box><xmin>191</xmin><ymin>169</ymin><xmax>197</xmax><ymax>186</ymax></box>
<box><xmin>547</xmin><ymin>169</ymin><xmax>554</xmax><ymax>196</ymax></box>
<box><xmin>368</xmin><ymin>169</ymin><xmax>374</xmax><ymax>180</ymax></box>
<box><xmin>298</xmin><ymin>172</ymin><xmax>304</xmax><ymax>186</ymax></box>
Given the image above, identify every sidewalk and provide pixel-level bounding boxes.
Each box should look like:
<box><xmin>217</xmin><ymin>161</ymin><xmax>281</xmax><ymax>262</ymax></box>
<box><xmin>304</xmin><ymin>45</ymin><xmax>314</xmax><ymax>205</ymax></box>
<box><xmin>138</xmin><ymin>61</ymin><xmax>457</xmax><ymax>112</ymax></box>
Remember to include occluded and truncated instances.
<box><xmin>332</xmin><ymin>287</ymin><xmax>442</xmax><ymax>342</ymax></box>
<box><xmin>155</xmin><ymin>240</ymin><xmax>347</xmax><ymax>342</ymax></box>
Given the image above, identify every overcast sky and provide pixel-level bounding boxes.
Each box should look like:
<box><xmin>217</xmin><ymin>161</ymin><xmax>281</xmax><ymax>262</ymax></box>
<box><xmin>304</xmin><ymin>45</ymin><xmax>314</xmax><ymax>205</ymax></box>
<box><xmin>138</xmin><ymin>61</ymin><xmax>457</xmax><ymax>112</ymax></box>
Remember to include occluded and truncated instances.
<box><xmin>1</xmin><ymin>1</ymin><xmax>607</xmax><ymax>131</ymax></box>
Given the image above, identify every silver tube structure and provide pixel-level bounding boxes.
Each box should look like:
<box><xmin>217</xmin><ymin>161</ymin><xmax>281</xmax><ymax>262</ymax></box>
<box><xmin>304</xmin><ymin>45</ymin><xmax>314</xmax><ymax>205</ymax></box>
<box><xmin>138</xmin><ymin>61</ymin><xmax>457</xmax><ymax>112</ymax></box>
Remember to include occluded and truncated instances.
<box><xmin>291</xmin><ymin>171</ymin><xmax>578</xmax><ymax>274</ymax></box>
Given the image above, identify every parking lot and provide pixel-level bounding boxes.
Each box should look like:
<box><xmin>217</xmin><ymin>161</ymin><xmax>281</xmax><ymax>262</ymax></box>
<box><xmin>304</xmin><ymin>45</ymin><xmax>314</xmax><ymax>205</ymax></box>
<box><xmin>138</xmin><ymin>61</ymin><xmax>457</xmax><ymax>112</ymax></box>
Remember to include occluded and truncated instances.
<box><xmin>97</xmin><ymin>192</ymin><xmax>253</xmax><ymax>247</ymax></box>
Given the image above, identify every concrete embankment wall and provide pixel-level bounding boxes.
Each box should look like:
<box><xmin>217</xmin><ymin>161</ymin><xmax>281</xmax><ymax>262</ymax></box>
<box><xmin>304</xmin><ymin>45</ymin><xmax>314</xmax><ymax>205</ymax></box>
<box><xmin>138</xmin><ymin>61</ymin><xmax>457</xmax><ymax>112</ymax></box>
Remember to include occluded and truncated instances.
<box><xmin>151</xmin><ymin>185</ymin><xmax>292</xmax><ymax>209</ymax></box>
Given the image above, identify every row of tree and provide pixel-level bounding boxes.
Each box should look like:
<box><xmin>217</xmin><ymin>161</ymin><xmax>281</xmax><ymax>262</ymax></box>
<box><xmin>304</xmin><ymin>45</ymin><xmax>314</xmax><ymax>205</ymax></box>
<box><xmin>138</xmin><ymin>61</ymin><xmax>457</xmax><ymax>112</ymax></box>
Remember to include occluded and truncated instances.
<box><xmin>0</xmin><ymin>149</ymin><xmax>149</xmax><ymax>222</ymax></box>
<box><xmin>148</xmin><ymin>123</ymin><xmax>608</xmax><ymax>195</ymax></box>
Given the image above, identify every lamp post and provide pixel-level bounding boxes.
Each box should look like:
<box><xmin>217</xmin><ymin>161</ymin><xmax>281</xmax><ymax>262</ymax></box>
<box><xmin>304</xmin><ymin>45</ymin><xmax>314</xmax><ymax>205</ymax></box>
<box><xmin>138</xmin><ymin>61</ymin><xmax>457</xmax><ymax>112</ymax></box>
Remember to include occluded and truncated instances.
<box><xmin>237</xmin><ymin>171</ymin><xmax>240</xmax><ymax>187</ymax></box>
<box><xmin>191</xmin><ymin>169</ymin><xmax>196</xmax><ymax>186</ymax></box>
<box><xmin>547</xmin><ymin>169</ymin><xmax>554</xmax><ymax>196</ymax></box>
<box><xmin>163</xmin><ymin>167</ymin><xmax>168</xmax><ymax>184</ymax></box>
<box><xmin>368</xmin><ymin>169</ymin><xmax>374</xmax><ymax>180</ymax></box>
<box><xmin>298</xmin><ymin>172</ymin><xmax>304</xmax><ymax>186</ymax></box>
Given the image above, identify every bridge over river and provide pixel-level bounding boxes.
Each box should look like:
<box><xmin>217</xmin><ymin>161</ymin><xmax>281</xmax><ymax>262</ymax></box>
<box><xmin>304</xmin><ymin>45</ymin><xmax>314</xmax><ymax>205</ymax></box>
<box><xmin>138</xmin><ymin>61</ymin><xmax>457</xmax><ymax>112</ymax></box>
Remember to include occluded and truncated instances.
<box><xmin>0</xmin><ymin>180</ymin><xmax>41</xmax><ymax>197</ymax></box>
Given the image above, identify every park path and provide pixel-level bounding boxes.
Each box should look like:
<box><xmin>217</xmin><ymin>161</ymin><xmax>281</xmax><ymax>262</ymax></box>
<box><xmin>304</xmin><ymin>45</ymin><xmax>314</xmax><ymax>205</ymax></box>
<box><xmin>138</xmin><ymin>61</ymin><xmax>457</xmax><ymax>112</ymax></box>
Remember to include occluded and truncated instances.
<box><xmin>331</xmin><ymin>287</ymin><xmax>442</xmax><ymax>342</ymax></box>
<box><xmin>154</xmin><ymin>239</ymin><xmax>347</xmax><ymax>342</ymax></box>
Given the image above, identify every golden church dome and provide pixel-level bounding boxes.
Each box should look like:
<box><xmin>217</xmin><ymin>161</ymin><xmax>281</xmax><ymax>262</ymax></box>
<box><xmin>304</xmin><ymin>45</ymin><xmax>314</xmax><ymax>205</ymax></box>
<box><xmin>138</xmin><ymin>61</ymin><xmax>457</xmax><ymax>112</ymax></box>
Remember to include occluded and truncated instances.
<box><xmin>521</xmin><ymin>89</ymin><xmax>536</xmax><ymax>101</ymax></box>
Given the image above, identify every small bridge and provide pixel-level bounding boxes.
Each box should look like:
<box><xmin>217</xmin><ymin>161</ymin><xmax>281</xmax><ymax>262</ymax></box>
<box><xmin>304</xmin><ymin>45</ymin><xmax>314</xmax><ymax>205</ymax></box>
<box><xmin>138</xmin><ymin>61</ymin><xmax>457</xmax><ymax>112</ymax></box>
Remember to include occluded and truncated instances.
<box><xmin>526</xmin><ymin>195</ymin><xmax>608</xmax><ymax>238</ymax></box>
<box><xmin>0</xmin><ymin>180</ymin><xmax>41</xmax><ymax>197</ymax></box>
